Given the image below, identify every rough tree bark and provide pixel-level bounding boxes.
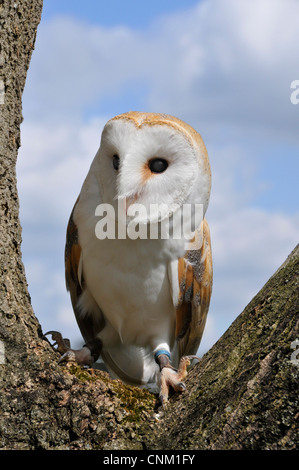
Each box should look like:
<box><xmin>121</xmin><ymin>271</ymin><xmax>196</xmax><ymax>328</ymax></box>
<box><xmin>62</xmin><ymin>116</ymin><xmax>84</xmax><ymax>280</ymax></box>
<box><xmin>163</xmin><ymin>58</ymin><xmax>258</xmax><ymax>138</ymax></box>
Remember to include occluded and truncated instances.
<box><xmin>0</xmin><ymin>0</ymin><xmax>298</xmax><ymax>451</ymax></box>
<box><xmin>0</xmin><ymin>0</ymin><xmax>44</xmax><ymax>370</ymax></box>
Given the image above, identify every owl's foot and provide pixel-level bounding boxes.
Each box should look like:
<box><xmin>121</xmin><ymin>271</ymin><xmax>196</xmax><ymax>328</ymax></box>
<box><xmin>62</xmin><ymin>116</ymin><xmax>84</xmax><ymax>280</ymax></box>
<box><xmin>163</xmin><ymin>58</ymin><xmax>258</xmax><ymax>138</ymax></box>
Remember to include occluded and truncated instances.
<box><xmin>44</xmin><ymin>331</ymin><xmax>101</xmax><ymax>367</ymax></box>
<box><xmin>156</xmin><ymin>353</ymin><xmax>200</xmax><ymax>408</ymax></box>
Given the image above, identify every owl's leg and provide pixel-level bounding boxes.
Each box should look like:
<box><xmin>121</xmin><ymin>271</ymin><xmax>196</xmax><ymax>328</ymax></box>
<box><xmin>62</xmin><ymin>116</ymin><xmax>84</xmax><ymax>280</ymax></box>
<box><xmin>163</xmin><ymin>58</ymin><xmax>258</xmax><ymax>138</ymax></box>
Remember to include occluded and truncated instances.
<box><xmin>44</xmin><ymin>331</ymin><xmax>102</xmax><ymax>367</ymax></box>
<box><xmin>155</xmin><ymin>351</ymin><xmax>200</xmax><ymax>407</ymax></box>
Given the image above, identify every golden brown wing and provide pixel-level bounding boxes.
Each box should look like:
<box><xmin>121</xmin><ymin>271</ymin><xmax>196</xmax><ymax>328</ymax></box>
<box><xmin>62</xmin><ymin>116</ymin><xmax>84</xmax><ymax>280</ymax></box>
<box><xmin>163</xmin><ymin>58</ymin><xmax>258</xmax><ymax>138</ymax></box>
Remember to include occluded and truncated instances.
<box><xmin>175</xmin><ymin>218</ymin><xmax>213</xmax><ymax>358</ymax></box>
<box><xmin>65</xmin><ymin>199</ymin><xmax>104</xmax><ymax>345</ymax></box>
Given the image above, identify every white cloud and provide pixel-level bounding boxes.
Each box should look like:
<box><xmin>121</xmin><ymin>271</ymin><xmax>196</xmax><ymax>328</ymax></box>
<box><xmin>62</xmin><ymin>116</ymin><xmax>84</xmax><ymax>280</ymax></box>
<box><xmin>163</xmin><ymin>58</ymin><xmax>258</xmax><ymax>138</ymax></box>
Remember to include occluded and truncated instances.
<box><xmin>209</xmin><ymin>208</ymin><xmax>299</xmax><ymax>332</ymax></box>
<box><xmin>25</xmin><ymin>17</ymin><xmax>147</xmax><ymax>120</ymax></box>
<box><xmin>18</xmin><ymin>116</ymin><xmax>107</xmax><ymax>226</ymax></box>
<box><xmin>18</xmin><ymin>0</ymin><xmax>299</xmax><ymax>353</ymax></box>
<box><xmin>146</xmin><ymin>0</ymin><xmax>299</xmax><ymax>140</ymax></box>
<box><xmin>24</xmin><ymin>0</ymin><xmax>299</xmax><ymax>139</ymax></box>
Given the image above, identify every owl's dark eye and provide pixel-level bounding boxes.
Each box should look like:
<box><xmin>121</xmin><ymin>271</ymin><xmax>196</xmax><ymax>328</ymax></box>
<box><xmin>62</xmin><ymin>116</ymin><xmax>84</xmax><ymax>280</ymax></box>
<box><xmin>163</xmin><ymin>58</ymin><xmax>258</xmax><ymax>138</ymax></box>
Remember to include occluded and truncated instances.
<box><xmin>148</xmin><ymin>158</ymin><xmax>168</xmax><ymax>174</ymax></box>
<box><xmin>112</xmin><ymin>154</ymin><xmax>120</xmax><ymax>170</ymax></box>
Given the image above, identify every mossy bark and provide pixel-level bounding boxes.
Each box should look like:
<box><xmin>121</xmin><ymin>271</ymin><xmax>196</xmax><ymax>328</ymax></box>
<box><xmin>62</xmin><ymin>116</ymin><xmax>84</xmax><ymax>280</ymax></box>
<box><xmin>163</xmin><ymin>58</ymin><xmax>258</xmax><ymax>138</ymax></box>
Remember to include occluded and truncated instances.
<box><xmin>0</xmin><ymin>0</ymin><xmax>298</xmax><ymax>450</ymax></box>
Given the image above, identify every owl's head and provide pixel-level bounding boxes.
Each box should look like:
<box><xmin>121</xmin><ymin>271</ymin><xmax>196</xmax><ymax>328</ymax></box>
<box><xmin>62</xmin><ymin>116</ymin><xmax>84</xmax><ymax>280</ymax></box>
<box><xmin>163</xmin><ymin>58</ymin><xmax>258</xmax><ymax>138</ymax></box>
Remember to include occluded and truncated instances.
<box><xmin>95</xmin><ymin>112</ymin><xmax>211</xmax><ymax>226</ymax></box>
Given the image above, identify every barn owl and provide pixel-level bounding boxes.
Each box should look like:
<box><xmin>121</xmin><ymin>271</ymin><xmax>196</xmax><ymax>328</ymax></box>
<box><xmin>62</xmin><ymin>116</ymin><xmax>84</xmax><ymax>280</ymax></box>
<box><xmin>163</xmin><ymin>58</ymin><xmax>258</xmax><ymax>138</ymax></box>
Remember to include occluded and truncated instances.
<box><xmin>47</xmin><ymin>112</ymin><xmax>212</xmax><ymax>407</ymax></box>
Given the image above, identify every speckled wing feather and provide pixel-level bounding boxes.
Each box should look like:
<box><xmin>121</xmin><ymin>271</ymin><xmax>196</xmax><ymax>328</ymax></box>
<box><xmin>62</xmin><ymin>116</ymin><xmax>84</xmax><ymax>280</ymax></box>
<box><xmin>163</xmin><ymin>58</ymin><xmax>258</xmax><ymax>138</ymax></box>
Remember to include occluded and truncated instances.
<box><xmin>175</xmin><ymin>218</ymin><xmax>213</xmax><ymax>358</ymax></box>
<box><xmin>65</xmin><ymin>199</ymin><xmax>104</xmax><ymax>345</ymax></box>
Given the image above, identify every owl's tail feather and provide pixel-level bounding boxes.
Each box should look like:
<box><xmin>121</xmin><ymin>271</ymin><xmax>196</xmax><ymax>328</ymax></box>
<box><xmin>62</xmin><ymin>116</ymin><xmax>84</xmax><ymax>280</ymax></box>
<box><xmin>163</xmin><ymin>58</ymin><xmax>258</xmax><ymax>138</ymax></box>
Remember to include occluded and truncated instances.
<box><xmin>100</xmin><ymin>344</ymin><xmax>159</xmax><ymax>387</ymax></box>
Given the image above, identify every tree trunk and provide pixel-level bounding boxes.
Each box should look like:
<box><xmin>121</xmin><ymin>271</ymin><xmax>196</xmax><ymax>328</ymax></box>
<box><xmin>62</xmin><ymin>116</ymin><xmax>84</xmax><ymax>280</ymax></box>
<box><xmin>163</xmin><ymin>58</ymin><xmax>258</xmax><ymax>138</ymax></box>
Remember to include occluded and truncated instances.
<box><xmin>0</xmin><ymin>0</ymin><xmax>45</xmax><ymax>365</ymax></box>
<box><xmin>0</xmin><ymin>0</ymin><xmax>298</xmax><ymax>451</ymax></box>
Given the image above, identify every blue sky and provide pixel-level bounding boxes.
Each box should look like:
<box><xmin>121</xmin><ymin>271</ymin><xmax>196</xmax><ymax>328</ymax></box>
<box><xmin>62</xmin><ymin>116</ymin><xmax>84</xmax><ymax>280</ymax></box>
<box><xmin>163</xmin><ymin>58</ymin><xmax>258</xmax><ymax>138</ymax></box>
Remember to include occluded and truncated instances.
<box><xmin>42</xmin><ymin>0</ymin><xmax>200</xmax><ymax>27</ymax></box>
<box><xmin>17</xmin><ymin>0</ymin><xmax>299</xmax><ymax>354</ymax></box>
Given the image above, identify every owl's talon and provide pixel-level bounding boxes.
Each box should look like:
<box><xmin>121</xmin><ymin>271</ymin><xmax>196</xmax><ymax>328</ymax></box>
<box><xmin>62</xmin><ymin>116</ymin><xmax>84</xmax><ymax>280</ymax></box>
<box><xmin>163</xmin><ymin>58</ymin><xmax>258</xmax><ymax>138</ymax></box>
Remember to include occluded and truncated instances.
<box><xmin>44</xmin><ymin>330</ymin><xmax>94</xmax><ymax>367</ymax></box>
<box><xmin>57</xmin><ymin>347</ymin><xmax>93</xmax><ymax>366</ymax></box>
<box><xmin>158</xmin><ymin>355</ymin><xmax>200</xmax><ymax>407</ymax></box>
<box><xmin>58</xmin><ymin>350</ymin><xmax>76</xmax><ymax>363</ymax></box>
<box><xmin>44</xmin><ymin>330</ymin><xmax>71</xmax><ymax>354</ymax></box>
<box><xmin>175</xmin><ymin>381</ymin><xmax>187</xmax><ymax>392</ymax></box>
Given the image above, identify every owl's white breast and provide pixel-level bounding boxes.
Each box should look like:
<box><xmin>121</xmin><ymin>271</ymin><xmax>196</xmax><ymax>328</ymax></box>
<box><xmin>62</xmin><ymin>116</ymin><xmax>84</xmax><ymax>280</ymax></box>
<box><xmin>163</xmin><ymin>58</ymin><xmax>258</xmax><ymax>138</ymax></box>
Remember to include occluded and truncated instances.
<box><xmin>74</xmin><ymin>166</ymin><xmax>184</xmax><ymax>351</ymax></box>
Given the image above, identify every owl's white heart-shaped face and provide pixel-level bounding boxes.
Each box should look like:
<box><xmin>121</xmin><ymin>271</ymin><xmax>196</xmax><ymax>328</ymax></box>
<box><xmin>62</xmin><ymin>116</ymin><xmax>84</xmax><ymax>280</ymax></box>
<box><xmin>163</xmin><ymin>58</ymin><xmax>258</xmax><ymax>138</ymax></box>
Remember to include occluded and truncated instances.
<box><xmin>94</xmin><ymin>112</ymin><xmax>211</xmax><ymax>226</ymax></box>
